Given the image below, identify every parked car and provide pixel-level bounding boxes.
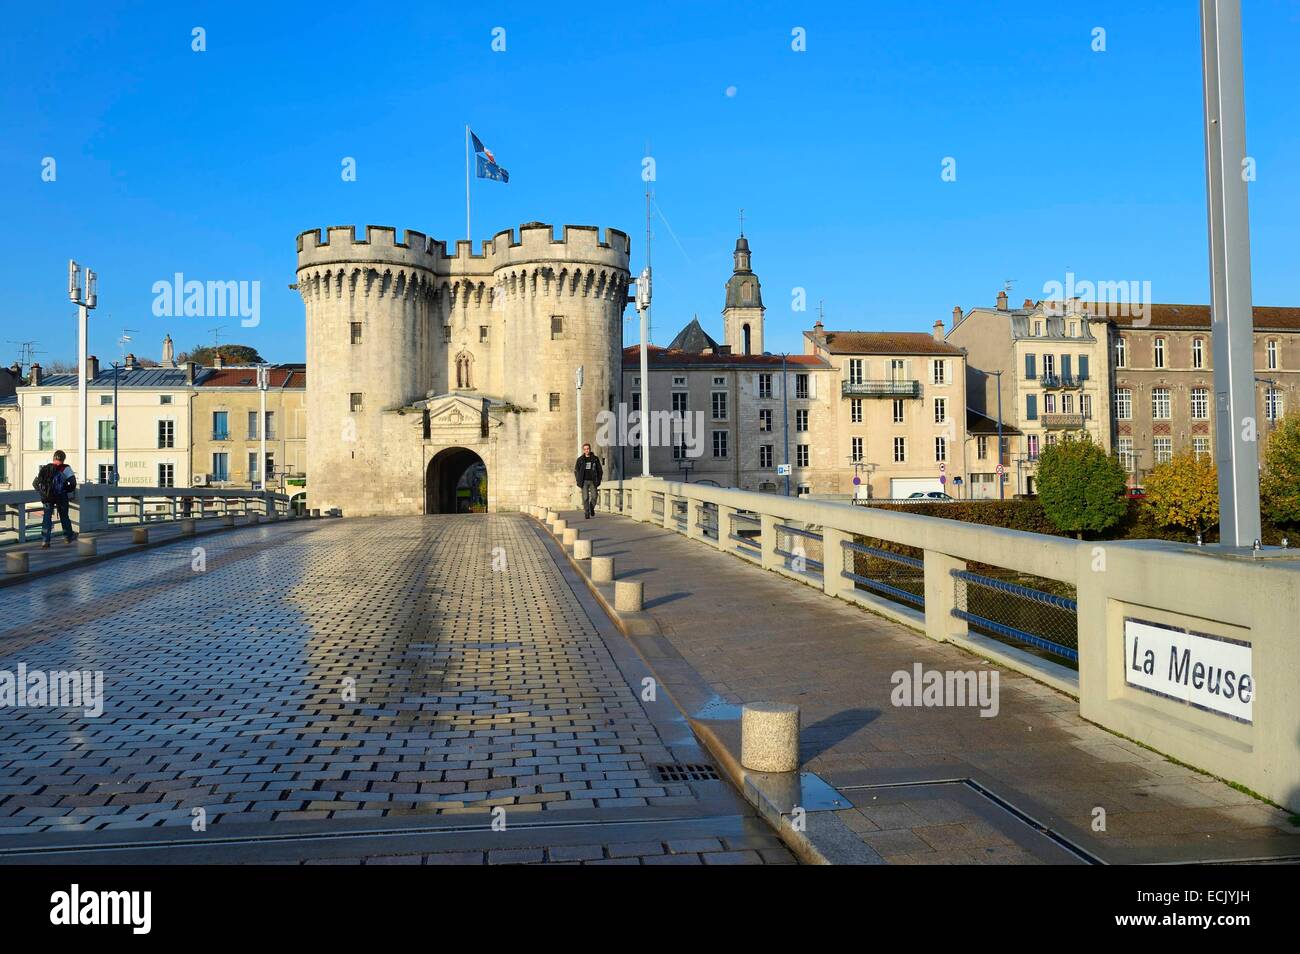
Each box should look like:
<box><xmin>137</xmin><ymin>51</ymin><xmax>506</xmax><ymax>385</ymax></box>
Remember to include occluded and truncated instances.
<box><xmin>907</xmin><ymin>491</ymin><xmax>956</xmax><ymax>501</ymax></box>
<box><xmin>1125</xmin><ymin>487</ymin><xmax>1147</xmax><ymax>500</ymax></box>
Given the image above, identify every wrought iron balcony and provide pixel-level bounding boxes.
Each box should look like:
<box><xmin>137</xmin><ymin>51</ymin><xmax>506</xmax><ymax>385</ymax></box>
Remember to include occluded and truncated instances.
<box><xmin>842</xmin><ymin>379</ymin><xmax>921</xmax><ymax>399</ymax></box>
<box><xmin>1041</xmin><ymin>414</ymin><xmax>1088</xmax><ymax>430</ymax></box>
<box><xmin>1040</xmin><ymin>373</ymin><xmax>1085</xmax><ymax>389</ymax></box>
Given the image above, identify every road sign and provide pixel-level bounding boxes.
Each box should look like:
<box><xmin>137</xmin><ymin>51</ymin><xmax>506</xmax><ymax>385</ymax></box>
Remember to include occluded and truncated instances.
<box><xmin>953</xmin><ymin>476</ymin><xmax>963</xmax><ymax>484</ymax></box>
<box><xmin>852</xmin><ymin>476</ymin><xmax>861</xmax><ymax>485</ymax></box>
<box><xmin>939</xmin><ymin>475</ymin><xmax>946</xmax><ymax>484</ymax></box>
<box><xmin>996</xmin><ymin>464</ymin><xmax>1005</xmax><ymax>474</ymax></box>
<box><xmin>939</xmin><ymin>462</ymin><xmax>946</xmax><ymax>472</ymax></box>
<box><xmin>776</xmin><ymin>464</ymin><xmax>791</xmax><ymax>476</ymax></box>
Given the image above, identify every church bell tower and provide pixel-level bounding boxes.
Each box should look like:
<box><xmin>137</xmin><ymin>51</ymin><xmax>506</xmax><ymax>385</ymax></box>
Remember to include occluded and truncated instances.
<box><xmin>722</xmin><ymin>227</ymin><xmax>764</xmax><ymax>355</ymax></box>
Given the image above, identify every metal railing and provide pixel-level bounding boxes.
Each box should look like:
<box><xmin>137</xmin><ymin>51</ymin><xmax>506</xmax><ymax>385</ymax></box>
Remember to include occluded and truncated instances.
<box><xmin>1</xmin><ymin>485</ymin><xmax>293</xmax><ymax>546</ymax></box>
<box><xmin>952</xmin><ymin>569</ymin><xmax>1078</xmax><ymax>662</ymax></box>
<box><xmin>841</xmin><ymin>380</ymin><xmax>921</xmax><ymax>399</ymax></box>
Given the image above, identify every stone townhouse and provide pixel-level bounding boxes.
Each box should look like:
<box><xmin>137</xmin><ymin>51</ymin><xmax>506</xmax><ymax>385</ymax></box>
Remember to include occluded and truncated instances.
<box><xmin>1105</xmin><ymin>304</ymin><xmax>1300</xmax><ymax>481</ymax></box>
<box><xmin>947</xmin><ymin>292</ymin><xmax>1113</xmax><ymax>496</ymax></box>
<box><xmin>620</xmin><ymin>325</ymin><xmax>837</xmax><ymax>495</ymax></box>
<box><xmin>0</xmin><ymin>364</ymin><xmax>18</xmax><ymax>490</ymax></box>
<box><xmin>16</xmin><ymin>355</ymin><xmax>199</xmax><ymax>490</ymax></box>
<box><xmin>191</xmin><ymin>361</ymin><xmax>307</xmax><ymax>500</ymax></box>
<box><xmin>803</xmin><ymin>320</ymin><xmax>970</xmax><ymax>500</ymax></box>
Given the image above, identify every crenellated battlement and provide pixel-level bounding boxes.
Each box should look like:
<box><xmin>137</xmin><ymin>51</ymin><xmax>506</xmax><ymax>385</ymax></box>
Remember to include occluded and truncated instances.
<box><xmin>296</xmin><ymin>223</ymin><xmax>630</xmax><ymax>278</ymax></box>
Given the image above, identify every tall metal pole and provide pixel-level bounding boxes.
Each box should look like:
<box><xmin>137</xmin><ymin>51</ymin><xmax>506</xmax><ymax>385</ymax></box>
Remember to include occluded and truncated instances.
<box><xmin>1201</xmin><ymin>0</ymin><xmax>1261</xmax><ymax>547</ymax></box>
<box><xmin>78</xmin><ymin>303</ymin><xmax>88</xmax><ymax>477</ymax></box>
<box><xmin>112</xmin><ymin>363</ymin><xmax>120</xmax><ymax>484</ymax></box>
<box><xmin>258</xmin><ymin>364</ymin><xmax>268</xmax><ymax>495</ymax></box>
<box><xmin>781</xmin><ymin>352</ymin><xmax>791</xmax><ymax>496</ymax></box>
<box><xmin>465</xmin><ymin>125</ymin><xmax>471</xmax><ymax>243</ymax></box>
<box><xmin>637</xmin><ymin>184</ymin><xmax>653</xmax><ymax>478</ymax></box>
<box><xmin>993</xmin><ymin>369</ymin><xmax>1005</xmax><ymax>500</ymax></box>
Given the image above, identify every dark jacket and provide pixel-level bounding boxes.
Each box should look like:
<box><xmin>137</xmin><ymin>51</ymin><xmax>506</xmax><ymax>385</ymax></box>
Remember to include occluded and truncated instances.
<box><xmin>574</xmin><ymin>453</ymin><xmax>603</xmax><ymax>488</ymax></box>
<box><xmin>34</xmin><ymin>462</ymin><xmax>77</xmax><ymax>503</ymax></box>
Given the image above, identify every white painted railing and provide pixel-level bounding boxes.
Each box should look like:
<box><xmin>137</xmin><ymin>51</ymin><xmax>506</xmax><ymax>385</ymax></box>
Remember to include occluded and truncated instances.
<box><xmin>594</xmin><ymin>476</ymin><xmax>1300</xmax><ymax>812</ymax></box>
<box><xmin>599</xmin><ymin>476</ymin><xmax>1080</xmax><ymax>681</ymax></box>
<box><xmin>0</xmin><ymin>485</ymin><xmax>292</xmax><ymax>546</ymax></box>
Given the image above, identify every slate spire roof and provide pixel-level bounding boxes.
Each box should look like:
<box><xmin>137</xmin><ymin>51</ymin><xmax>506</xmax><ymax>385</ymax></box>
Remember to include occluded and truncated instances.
<box><xmin>666</xmin><ymin>315</ymin><xmax>720</xmax><ymax>353</ymax></box>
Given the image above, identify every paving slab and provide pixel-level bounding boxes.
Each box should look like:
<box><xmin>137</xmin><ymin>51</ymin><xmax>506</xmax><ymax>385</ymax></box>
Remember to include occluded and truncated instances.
<box><xmin>0</xmin><ymin>514</ymin><xmax>794</xmax><ymax>865</ymax></box>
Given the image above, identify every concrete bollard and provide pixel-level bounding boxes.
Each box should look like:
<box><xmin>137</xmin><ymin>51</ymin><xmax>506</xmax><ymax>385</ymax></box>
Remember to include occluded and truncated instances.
<box><xmin>180</xmin><ymin>519</ymin><xmax>196</xmax><ymax>535</ymax></box>
<box><xmin>553</xmin><ymin>518</ymin><xmax>568</xmax><ymax>534</ymax></box>
<box><xmin>614</xmin><ymin>580</ymin><xmax>643</xmax><ymax>612</ymax></box>
<box><xmin>222</xmin><ymin>515</ymin><xmax>235</xmax><ymax>527</ymax></box>
<box><xmin>77</xmin><ymin>537</ymin><xmax>97</xmax><ymax>556</ymax></box>
<box><xmin>591</xmin><ymin>556</ymin><xmax>614</xmax><ymax>581</ymax></box>
<box><xmin>132</xmin><ymin>527</ymin><xmax>150</xmax><ymax>545</ymax></box>
<box><xmin>5</xmin><ymin>552</ymin><xmax>29</xmax><ymax>575</ymax></box>
<box><xmin>310</xmin><ymin>508</ymin><xmax>321</xmax><ymax>518</ymax></box>
<box><xmin>249</xmin><ymin>514</ymin><xmax>261</xmax><ymax>525</ymax></box>
<box><xmin>562</xmin><ymin>528</ymin><xmax>578</xmax><ymax>546</ymax></box>
<box><xmin>740</xmin><ymin>702</ymin><xmax>801</xmax><ymax>773</ymax></box>
<box><xmin>573</xmin><ymin>539</ymin><xmax>592</xmax><ymax>560</ymax></box>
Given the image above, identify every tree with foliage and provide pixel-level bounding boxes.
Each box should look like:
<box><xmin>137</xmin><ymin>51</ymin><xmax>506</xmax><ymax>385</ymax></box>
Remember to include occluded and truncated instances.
<box><xmin>1144</xmin><ymin>451</ymin><xmax>1219</xmax><ymax>535</ymax></box>
<box><xmin>1261</xmin><ymin>412</ymin><xmax>1300</xmax><ymax>527</ymax></box>
<box><xmin>1035</xmin><ymin>436</ymin><xmax>1128</xmax><ymax>539</ymax></box>
<box><xmin>178</xmin><ymin>344</ymin><xmax>264</xmax><ymax>366</ymax></box>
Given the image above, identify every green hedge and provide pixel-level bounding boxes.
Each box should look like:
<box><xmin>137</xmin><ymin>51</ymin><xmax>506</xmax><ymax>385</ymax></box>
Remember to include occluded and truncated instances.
<box><xmin>868</xmin><ymin>498</ymin><xmax>1289</xmax><ymax>545</ymax></box>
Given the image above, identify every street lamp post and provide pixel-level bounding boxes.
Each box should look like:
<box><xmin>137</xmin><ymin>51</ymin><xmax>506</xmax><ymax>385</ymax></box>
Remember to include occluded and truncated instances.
<box><xmin>635</xmin><ymin>267</ymin><xmax>652</xmax><ymax>477</ymax></box>
<box><xmin>68</xmin><ymin>260</ymin><xmax>98</xmax><ymax>479</ymax></box>
<box><xmin>992</xmin><ymin>369</ymin><xmax>1005</xmax><ymax>500</ymax></box>
<box><xmin>781</xmin><ymin>352</ymin><xmax>791</xmax><ymax>496</ymax></box>
<box><xmin>258</xmin><ymin>364</ymin><xmax>269</xmax><ymax>500</ymax></box>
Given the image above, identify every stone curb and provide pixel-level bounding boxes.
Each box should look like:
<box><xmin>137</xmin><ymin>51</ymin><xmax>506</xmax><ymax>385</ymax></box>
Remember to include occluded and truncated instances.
<box><xmin>529</xmin><ymin>512</ymin><xmax>883</xmax><ymax>866</ymax></box>
<box><xmin>0</xmin><ymin>514</ymin><xmax>319</xmax><ymax>589</ymax></box>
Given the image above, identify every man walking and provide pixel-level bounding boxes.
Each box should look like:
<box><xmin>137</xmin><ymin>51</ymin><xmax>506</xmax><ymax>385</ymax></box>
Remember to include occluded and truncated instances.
<box><xmin>574</xmin><ymin>443</ymin><xmax>603</xmax><ymax>520</ymax></box>
<box><xmin>33</xmin><ymin>450</ymin><xmax>78</xmax><ymax>549</ymax></box>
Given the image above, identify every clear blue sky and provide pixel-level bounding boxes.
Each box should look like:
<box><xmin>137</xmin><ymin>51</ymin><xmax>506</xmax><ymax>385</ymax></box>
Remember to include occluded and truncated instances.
<box><xmin>3</xmin><ymin>1</ymin><xmax>1297</xmax><ymax>366</ymax></box>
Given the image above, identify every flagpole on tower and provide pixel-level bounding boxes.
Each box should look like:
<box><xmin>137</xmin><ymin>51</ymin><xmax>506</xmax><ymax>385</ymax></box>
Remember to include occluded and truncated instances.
<box><xmin>465</xmin><ymin>125</ymin><xmax>471</xmax><ymax>242</ymax></box>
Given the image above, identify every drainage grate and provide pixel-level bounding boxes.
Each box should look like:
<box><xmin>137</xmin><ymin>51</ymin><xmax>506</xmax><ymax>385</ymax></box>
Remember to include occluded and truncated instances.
<box><xmin>655</xmin><ymin>763</ymin><xmax>720</xmax><ymax>783</ymax></box>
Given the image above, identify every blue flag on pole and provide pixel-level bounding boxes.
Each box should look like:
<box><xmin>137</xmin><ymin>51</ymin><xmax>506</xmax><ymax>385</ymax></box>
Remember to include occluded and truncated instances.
<box><xmin>470</xmin><ymin>129</ymin><xmax>509</xmax><ymax>183</ymax></box>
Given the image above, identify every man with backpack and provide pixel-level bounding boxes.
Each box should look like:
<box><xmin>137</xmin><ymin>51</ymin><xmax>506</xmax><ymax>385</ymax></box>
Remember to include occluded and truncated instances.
<box><xmin>33</xmin><ymin>450</ymin><xmax>78</xmax><ymax>548</ymax></box>
<box><xmin>573</xmin><ymin>443</ymin><xmax>603</xmax><ymax>520</ymax></box>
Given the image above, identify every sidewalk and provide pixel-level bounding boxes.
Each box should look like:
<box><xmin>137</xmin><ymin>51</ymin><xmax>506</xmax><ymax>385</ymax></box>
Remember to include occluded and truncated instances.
<box><xmin>558</xmin><ymin>510</ymin><xmax>1300</xmax><ymax>865</ymax></box>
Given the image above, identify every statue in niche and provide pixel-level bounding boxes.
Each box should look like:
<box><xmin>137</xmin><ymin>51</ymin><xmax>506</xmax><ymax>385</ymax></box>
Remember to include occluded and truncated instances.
<box><xmin>455</xmin><ymin>351</ymin><xmax>473</xmax><ymax>390</ymax></box>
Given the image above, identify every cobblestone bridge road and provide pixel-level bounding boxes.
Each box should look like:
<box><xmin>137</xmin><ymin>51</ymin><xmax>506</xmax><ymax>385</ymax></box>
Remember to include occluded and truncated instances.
<box><xmin>0</xmin><ymin>516</ymin><xmax>791</xmax><ymax>865</ymax></box>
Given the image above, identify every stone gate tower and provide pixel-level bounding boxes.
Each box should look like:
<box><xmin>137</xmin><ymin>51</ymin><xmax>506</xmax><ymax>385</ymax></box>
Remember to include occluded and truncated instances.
<box><xmin>296</xmin><ymin>223</ymin><xmax>630</xmax><ymax>516</ymax></box>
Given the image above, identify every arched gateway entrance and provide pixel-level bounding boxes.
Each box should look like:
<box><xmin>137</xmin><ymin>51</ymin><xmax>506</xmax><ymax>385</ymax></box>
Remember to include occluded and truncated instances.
<box><xmin>426</xmin><ymin>447</ymin><xmax>488</xmax><ymax>514</ymax></box>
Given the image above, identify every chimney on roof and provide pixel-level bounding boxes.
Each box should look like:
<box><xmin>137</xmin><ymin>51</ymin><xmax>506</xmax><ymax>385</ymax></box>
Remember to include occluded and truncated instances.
<box><xmin>186</xmin><ymin>361</ymin><xmax>196</xmax><ymax>385</ymax></box>
<box><xmin>124</xmin><ymin>352</ymin><xmax>137</xmax><ymax>371</ymax></box>
<box><xmin>952</xmin><ymin>305</ymin><xmax>962</xmax><ymax>324</ymax></box>
<box><xmin>932</xmin><ymin>319</ymin><xmax>945</xmax><ymax>341</ymax></box>
<box><xmin>996</xmin><ymin>290</ymin><xmax>1009</xmax><ymax>311</ymax></box>
<box><xmin>30</xmin><ymin>363</ymin><xmax>42</xmax><ymax>386</ymax></box>
<box><xmin>86</xmin><ymin>355</ymin><xmax>100</xmax><ymax>381</ymax></box>
<box><xmin>213</xmin><ymin>352</ymin><xmax>224</xmax><ymax>369</ymax></box>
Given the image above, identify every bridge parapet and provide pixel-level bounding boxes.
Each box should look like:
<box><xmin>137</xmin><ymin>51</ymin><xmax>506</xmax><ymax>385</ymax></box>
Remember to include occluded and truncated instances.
<box><xmin>597</xmin><ymin>476</ymin><xmax>1300</xmax><ymax>814</ymax></box>
<box><xmin>0</xmin><ymin>485</ymin><xmax>294</xmax><ymax>546</ymax></box>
